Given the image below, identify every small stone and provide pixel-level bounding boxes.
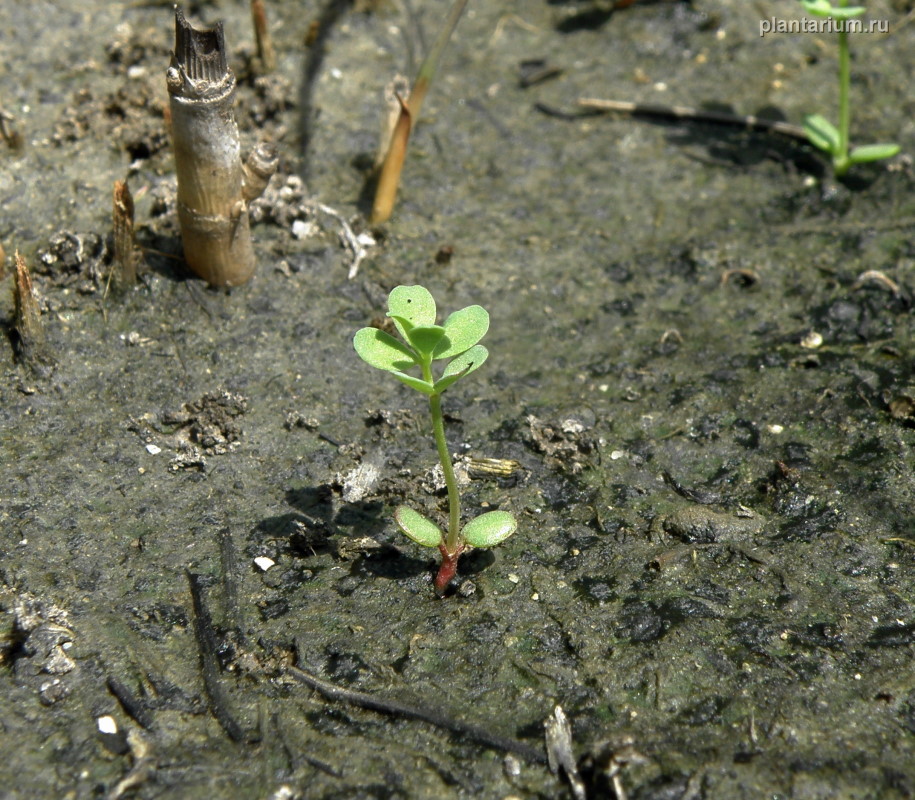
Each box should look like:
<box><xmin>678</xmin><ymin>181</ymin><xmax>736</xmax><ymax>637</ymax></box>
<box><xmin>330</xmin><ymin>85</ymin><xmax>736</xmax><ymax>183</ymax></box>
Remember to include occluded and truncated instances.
<box><xmin>254</xmin><ymin>556</ymin><xmax>275</xmax><ymax>571</ymax></box>
<box><xmin>291</xmin><ymin>219</ymin><xmax>316</xmax><ymax>239</ymax></box>
<box><xmin>503</xmin><ymin>755</ymin><xmax>522</xmax><ymax>778</ymax></box>
<box><xmin>97</xmin><ymin>715</ymin><xmax>118</xmax><ymax>735</ymax></box>
<box><xmin>145</xmin><ymin>444</ymin><xmax>161</xmax><ymax>455</ymax></box>
<box><xmin>39</xmin><ymin>678</ymin><xmax>70</xmax><ymax>705</ymax></box>
<box><xmin>800</xmin><ymin>331</ymin><xmax>823</xmax><ymax>349</ymax></box>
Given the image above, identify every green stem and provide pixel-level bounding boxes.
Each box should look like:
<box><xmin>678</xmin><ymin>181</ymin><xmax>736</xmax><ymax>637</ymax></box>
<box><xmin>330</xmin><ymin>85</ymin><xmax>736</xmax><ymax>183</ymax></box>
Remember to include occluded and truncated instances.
<box><xmin>835</xmin><ymin>0</ymin><xmax>851</xmax><ymax>174</ymax></box>
<box><xmin>429</xmin><ymin>392</ymin><xmax>461</xmax><ymax>553</ymax></box>
<box><xmin>421</xmin><ymin>359</ymin><xmax>461</xmax><ymax>554</ymax></box>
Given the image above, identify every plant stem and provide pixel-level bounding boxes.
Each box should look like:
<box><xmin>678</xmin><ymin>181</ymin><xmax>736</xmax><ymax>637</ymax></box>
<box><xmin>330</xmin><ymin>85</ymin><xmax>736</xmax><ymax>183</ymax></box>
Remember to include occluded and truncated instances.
<box><xmin>835</xmin><ymin>0</ymin><xmax>851</xmax><ymax>174</ymax></box>
<box><xmin>429</xmin><ymin>392</ymin><xmax>461</xmax><ymax>553</ymax></box>
<box><xmin>420</xmin><ymin>358</ymin><xmax>461</xmax><ymax>554</ymax></box>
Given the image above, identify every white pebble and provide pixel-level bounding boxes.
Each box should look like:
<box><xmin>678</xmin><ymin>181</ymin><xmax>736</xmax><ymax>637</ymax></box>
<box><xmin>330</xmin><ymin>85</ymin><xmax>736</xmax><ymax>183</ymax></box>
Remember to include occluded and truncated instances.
<box><xmin>97</xmin><ymin>715</ymin><xmax>118</xmax><ymax>735</ymax></box>
<box><xmin>254</xmin><ymin>556</ymin><xmax>275</xmax><ymax>571</ymax></box>
<box><xmin>800</xmin><ymin>331</ymin><xmax>823</xmax><ymax>349</ymax></box>
<box><xmin>291</xmin><ymin>219</ymin><xmax>316</xmax><ymax>240</ymax></box>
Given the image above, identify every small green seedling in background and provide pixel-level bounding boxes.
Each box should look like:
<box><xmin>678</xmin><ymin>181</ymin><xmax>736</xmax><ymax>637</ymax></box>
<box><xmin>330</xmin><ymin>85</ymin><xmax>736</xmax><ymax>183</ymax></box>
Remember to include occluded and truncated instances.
<box><xmin>799</xmin><ymin>0</ymin><xmax>899</xmax><ymax>177</ymax></box>
<box><xmin>353</xmin><ymin>286</ymin><xmax>517</xmax><ymax>594</ymax></box>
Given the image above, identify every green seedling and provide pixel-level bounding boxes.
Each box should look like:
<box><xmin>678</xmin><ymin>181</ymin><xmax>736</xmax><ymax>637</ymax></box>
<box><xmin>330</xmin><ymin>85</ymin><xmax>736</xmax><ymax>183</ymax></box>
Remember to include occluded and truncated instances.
<box><xmin>353</xmin><ymin>286</ymin><xmax>517</xmax><ymax>594</ymax></box>
<box><xmin>799</xmin><ymin>0</ymin><xmax>899</xmax><ymax>177</ymax></box>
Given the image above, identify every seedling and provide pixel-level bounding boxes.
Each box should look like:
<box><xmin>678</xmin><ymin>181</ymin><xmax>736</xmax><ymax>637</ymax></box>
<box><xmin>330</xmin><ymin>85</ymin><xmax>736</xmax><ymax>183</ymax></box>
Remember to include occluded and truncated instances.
<box><xmin>799</xmin><ymin>0</ymin><xmax>899</xmax><ymax>177</ymax></box>
<box><xmin>353</xmin><ymin>286</ymin><xmax>517</xmax><ymax>593</ymax></box>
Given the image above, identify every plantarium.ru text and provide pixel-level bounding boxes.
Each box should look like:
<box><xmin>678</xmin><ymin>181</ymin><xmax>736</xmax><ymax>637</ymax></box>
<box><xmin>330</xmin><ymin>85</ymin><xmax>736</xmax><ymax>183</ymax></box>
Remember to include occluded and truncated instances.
<box><xmin>353</xmin><ymin>286</ymin><xmax>517</xmax><ymax>595</ymax></box>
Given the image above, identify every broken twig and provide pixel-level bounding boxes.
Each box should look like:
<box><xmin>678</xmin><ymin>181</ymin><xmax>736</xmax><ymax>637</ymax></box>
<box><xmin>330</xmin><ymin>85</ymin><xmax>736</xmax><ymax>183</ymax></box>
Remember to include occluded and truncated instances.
<box><xmin>288</xmin><ymin>656</ymin><xmax>545</xmax><ymax>764</ymax></box>
<box><xmin>187</xmin><ymin>571</ymin><xmax>248</xmax><ymax>742</ymax></box>
<box><xmin>576</xmin><ymin>97</ymin><xmax>809</xmax><ymax>141</ymax></box>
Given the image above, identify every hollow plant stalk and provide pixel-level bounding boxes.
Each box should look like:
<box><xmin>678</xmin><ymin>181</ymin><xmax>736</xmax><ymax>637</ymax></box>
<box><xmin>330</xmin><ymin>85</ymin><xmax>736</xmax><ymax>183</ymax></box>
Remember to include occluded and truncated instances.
<box><xmin>421</xmin><ymin>361</ymin><xmax>463</xmax><ymax>593</ymax></box>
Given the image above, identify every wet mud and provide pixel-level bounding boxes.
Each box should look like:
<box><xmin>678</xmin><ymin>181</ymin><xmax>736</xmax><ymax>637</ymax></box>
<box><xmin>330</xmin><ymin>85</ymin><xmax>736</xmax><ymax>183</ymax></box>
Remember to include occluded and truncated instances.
<box><xmin>1</xmin><ymin>0</ymin><xmax>914</xmax><ymax>798</ymax></box>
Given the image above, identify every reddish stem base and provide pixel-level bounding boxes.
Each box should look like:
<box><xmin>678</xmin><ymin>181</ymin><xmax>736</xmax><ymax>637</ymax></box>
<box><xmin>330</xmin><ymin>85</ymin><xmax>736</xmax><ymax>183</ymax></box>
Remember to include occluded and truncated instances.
<box><xmin>434</xmin><ymin>543</ymin><xmax>463</xmax><ymax>595</ymax></box>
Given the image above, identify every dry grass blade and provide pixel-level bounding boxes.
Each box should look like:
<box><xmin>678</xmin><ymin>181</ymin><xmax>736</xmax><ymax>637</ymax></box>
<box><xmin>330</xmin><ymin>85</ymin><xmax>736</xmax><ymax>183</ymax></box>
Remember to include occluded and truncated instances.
<box><xmin>369</xmin><ymin>0</ymin><xmax>470</xmax><ymax>225</ymax></box>
<box><xmin>251</xmin><ymin>0</ymin><xmax>276</xmax><ymax>72</ymax></box>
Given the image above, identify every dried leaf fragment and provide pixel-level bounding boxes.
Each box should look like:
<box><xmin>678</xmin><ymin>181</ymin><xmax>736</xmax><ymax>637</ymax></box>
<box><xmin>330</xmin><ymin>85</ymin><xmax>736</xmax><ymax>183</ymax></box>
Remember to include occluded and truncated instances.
<box><xmin>112</xmin><ymin>179</ymin><xmax>136</xmax><ymax>287</ymax></box>
<box><xmin>544</xmin><ymin>705</ymin><xmax>586</xmax><ymax>800</ymax></box>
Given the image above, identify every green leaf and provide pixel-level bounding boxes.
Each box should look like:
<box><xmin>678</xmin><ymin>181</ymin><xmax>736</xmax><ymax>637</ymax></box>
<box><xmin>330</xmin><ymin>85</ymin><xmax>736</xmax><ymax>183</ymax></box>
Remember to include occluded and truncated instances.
<box><xmin>433</xmin><ymin>345</ymin><xmax>489</xmax><ymax>393</ymax></box>
<box><xmin>390</xmin><ymin>370</ymin><xmax>436</xmax><ymax>395</ymax></box>
<box><xmin>354</xmin><ymin>328</ymin><xmax>417</xmax><ymax>372</ymax></box>
<box><xmin>800</xmin><ymin>0</ymin><xmax>833</xmax><ymax>18</ymax></box>
<box><xmin>394</xmin><ymin>505</ymin><xmax>443</xmax><ymax>547</ymax></box>
<box><xmin>405</xmin><ymin>325</ymin><xmax>447</xmax><ymax>356</ymax></box>
<box><xmin>800</xmin><ymin>0</ymin><xmax>865</xmax><ymax>19</ymax></box>
<box><xmin>387</xmin><ymin>286</ymin><xmax>437</xmax><ymax>340</ymax></box>
<box><xmin>434</xmin><ymin>305</ymin><xmax>490</xmax><ymax>359</ymax></box>
<box><xmin>848</xmin><ymin>143</ymin><xmax>901</xmax><ymax>164</ymax></box>
<box><xmin>803</xmin><ymin>114</ymin><xmax>840</xmax><ymax>154</ymax></box>
<box><xmin>831</xmin><ymin>5</ymin><xmax>866</xmax><ymax>19</ymax></box>
<box><xmin>462</xmin><ymin>510</ymin><xmax>517</xmax><ymax>548</ymax></box>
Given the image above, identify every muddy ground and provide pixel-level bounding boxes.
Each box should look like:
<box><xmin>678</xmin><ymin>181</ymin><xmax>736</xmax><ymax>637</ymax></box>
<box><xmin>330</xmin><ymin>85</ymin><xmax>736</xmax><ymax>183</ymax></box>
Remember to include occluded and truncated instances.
<box><xmin>1</xmin><ymin>0</ymin><xmax>915</xmax><ymax>797</ymax></box>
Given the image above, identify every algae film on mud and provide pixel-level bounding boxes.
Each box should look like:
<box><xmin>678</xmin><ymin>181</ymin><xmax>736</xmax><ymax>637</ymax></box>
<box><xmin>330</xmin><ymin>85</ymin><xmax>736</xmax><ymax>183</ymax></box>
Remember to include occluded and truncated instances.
<box><xmin>353</xmin><ymin>286</ymin><xmax>517</xmax><ymax>595</ymax></box>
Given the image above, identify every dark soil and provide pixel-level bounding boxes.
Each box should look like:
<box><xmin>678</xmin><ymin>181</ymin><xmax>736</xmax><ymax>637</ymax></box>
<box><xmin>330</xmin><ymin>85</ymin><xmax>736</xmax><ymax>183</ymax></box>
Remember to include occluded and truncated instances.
<box><xmin>2</xmin><ymin>1</ymin><xmax>915</xmax><ymax>798</ymax></box>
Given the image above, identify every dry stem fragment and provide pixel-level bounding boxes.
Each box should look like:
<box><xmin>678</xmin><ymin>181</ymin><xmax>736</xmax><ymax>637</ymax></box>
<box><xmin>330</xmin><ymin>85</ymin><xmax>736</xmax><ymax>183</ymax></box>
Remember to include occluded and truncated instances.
<box><xmin>13</xmin><ymin>252</ymin><xmax>42</xmax><ymax>349</ymax></box>
<box><xmin>112</xmin><ymin>179</ymin><xmax>136</xmax><ymax>287</ymax></box>
<box><xmin>12</xmin><ymin>251</ymin><xmax>52</xmax><ymax>370</ymax></box>
<box><xmin>251</xmin><ymin>0</ymin><xmax>277</xmax><ymax>72</ymax></box>
<box><xmin>166</xmin><ymin>7</ymin><xmax>277</xmax><ymax>286</ymax></box>
<box><xmin>852</xmin><ymin>269</ymin><xmax>901</xmax><ymax>296</ymax></box>
<box><xmin>544</xmin><ymin>706</ymin><xmax>586</xmax><ymax>800</ymax></box>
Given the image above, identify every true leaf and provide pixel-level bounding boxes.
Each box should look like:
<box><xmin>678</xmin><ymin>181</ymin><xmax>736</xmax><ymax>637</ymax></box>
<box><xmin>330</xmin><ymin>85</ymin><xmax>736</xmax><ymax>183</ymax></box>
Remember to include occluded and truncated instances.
<box><xmin>354</xmin><ymin>328</ymin><xmax>417</xmax><ymax>372</ymax></box>
<box><xmin>434</xmin><ymin>305</ymin><xmax>489</xmax><ymax>359</ymax></box>
<box><xmin>390</xmin><ymin>370</ymin><xmax>436</xmax><ymax>395</ymax></box>
<box><xmin>394</xmin><ymin>505</ymin><xmax>443</xmax><ymax>547</ymax></box>
<box><xmin>406</xmin><ymin>325</ymin><xmax>447</xmax><ymax>356</ymax></box>
<box><xmin>462</xmin><ymin>510</ymin><xmax>517</xmax><ymax>548</ymax></box>
<box><xmin>849</xmin><ymin>143</ymin><xmax>901</xmax><ymax>163</ymax></box>
<box><xmin>387</xmin><ymin>285</ymin><xmax>437</xmax><ymax>340</ymax></box>
<box><xmin>800</xmin><ymin>0</ymin><xmax>865</xmax><ymax>19</ymax></box>
<box><xmin>800</xmin><ymin>0</ymin><xmax>833</xmax><ymax>15</ymax></box>
<box><xmin>433</xmin><ymin>345</ymin><xmax>488</xmax><ymax>393</ymax></box>
<box><xmin>803</xmin><ymin>114</ymin><xmax>840</xmax><ymax>154</ymax></box>
<box><xmin>829</xmin><ymin>5</ymin><xmax>866</xmax><ymax>19</ymax></box>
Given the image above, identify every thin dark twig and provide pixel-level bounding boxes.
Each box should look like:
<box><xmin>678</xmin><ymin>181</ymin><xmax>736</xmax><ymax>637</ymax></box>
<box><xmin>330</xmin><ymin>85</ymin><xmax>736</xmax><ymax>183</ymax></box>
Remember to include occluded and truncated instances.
<box><xmin>271</xmin><ymin>711</ymin><xmax>343</xmax><ymax>778</ymax></box>
<box><xmin>576</xmin><ymin>97</ymin><xmax>810</xmax><ymax>141</ymax></box>
<box><xmin>107</xmin><ymin>675</ymin><xmax>154</xmax><ymax>730</ymax></box>
<box><xmin>186</xmin><ymin>571</ymin><xmax>248</xmax><ymax>743</ymax></box>
<box><xmin>534</xmin><ymin>102</ymin><xmax>605</xmax><ymax>121</ymax></box>
<box><xmin>661</xmin><ymin>469</ymin><xmax>722</xmax><ymax>505</ymax></box>
<box><xmin>287</xmin><ymin>663</ymin><xmax>546</xmax><ymax>764</ymax></box>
